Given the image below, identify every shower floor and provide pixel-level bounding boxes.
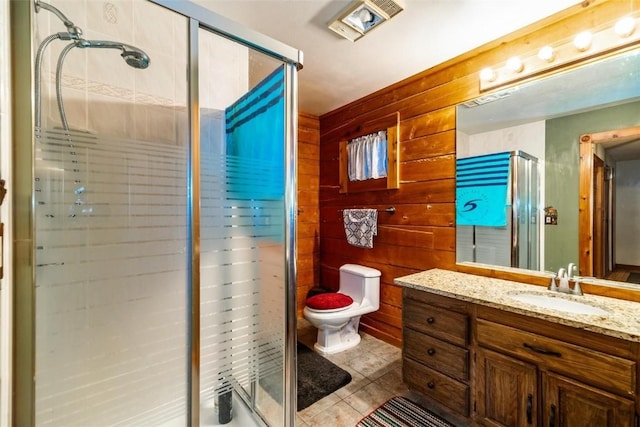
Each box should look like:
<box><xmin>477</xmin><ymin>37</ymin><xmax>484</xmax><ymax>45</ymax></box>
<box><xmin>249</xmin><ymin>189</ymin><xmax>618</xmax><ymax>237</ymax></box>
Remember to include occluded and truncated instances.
<box><xmin>157</xmin><ymin>393</ymin><xmax>260</xmax><ymax>427</ymax></box>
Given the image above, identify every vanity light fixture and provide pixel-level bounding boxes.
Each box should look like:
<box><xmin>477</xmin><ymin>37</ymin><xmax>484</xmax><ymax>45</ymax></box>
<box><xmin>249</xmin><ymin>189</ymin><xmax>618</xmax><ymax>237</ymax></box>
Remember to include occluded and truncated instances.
<box><xmin>615</xmin><ymin>16</ymin><xmax>636</xmax><ymax>38</ymax></box>
<box><xmin>478</xmin><ymin>12</ymin><xmax>640</xmax><ymax>92</ymax></box>
<box><xmin>506</xmin><ymin>56</ymin><xmax>524</xmax><ymax>73</ymax></box>
<box><xmin>537</xmin><ymin>46</ymin><xmax>555</xmax><ymax>62</ymax></box>
<box><xmin>573</xmin><ymin>31</ymin><xmax>593</xmax><ymax>51</ymax></box>
<box><xmin>479</xmin><ymin>67</ymin><xmax>497</xmax><ymax>82</ymax></box>
<box><xmin>328</xmin><ymin>0</ymin><xmax>403</xmax><ymax>42</ymax></box>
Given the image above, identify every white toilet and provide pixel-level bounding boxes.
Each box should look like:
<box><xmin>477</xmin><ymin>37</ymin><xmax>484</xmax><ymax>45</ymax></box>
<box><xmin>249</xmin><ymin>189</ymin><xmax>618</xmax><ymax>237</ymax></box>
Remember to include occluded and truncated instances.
<box><xmin>303</xmin><ymin>264</ymin><xmax>381</xmax><ymax>355</ymax></box>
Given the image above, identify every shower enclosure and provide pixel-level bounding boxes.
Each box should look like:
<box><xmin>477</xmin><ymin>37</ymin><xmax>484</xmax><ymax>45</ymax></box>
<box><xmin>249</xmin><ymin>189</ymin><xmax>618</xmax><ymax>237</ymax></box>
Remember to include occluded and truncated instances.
<box><xmin>12</xmin><ymin>0</ymin><xmax>301</xmax><ymax>425</ymax></box>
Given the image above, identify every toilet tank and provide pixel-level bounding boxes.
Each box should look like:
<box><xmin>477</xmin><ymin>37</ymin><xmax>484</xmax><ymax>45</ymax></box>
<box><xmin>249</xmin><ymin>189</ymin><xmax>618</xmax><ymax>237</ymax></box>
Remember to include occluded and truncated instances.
<box><xmin>339</xmin><ymin>264</ymin><xmax>381</xmax><ymax>307</ymax></box>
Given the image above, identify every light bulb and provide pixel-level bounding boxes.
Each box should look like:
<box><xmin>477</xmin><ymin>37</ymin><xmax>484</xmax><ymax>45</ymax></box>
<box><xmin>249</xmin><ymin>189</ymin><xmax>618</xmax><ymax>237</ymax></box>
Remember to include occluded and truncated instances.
<box><xmin>479</xmin><ymin>67</ymin><xmax>497</xmax><ymax>82</ymax></box>
<box><xmin>538</xmin><ymin>46</ymin><xmax>555</xmax><ymax>62</ymax></box>
<box><xmin>573</xmin><ymin>31</ymin><xmax>593</xmax><ymax>51</ymax></box>
<box><xmin>506</xmin><ymin>56</ymin><xmax>524</xmax><ymax>73</ymax></box>
<box><xmin>614</xmin><ymin>16</ymin><xmax>636</xmax><ymax>38</ymax></box>
<box><xmin>358</xmin><ymin>8</ymin><xmax>373</xmax><ymax>24</ymax></box>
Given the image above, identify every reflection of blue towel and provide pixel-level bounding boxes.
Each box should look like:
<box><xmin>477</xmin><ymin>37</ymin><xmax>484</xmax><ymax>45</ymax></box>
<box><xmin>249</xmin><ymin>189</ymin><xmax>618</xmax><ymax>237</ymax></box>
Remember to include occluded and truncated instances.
<box><xmin>456</xmin><ymin>152</ymin><xmax>510</xmax><ymax>226</ymax></box>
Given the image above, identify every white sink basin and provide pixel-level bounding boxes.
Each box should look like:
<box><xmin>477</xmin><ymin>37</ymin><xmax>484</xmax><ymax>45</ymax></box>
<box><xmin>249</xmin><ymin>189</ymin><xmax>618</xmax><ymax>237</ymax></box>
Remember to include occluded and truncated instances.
<box><xmin>508</xmin><ymin>292</ymin><xmax>609</xmax><ymax>315</ymax></box>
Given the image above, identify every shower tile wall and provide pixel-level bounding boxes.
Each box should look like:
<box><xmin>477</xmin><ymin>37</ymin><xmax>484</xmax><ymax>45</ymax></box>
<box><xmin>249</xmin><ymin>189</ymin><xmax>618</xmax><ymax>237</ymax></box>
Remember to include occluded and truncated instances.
<box><xmin>36</xmin><ymin>0</ymin><xmax>187</xmax><ymax>144</ymax></box>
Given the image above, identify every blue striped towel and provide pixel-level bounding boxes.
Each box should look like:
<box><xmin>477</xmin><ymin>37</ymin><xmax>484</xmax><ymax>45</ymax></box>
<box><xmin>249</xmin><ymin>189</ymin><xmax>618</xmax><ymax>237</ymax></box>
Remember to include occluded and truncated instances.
<box><xmin>456</xmin><ymin>152</ymin><xmax>510</xmax><ymax>227</ymax></box>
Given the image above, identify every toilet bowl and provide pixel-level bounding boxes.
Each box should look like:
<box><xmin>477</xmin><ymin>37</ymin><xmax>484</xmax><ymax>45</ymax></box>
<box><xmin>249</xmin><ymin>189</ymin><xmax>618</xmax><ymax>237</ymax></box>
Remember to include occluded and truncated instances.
<box><xmin>303</xmin><ymin>264</ymin><xmax>381</xmax><ymax>355</ymax></box>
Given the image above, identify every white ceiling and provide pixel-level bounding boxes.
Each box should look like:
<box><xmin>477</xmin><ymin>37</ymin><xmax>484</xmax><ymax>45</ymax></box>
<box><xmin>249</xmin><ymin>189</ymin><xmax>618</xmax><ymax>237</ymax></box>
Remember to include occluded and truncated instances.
<box><xmin>195</xmin><ymin>0</ymin><xmax>581</xmax><ymax>116</ymax></box>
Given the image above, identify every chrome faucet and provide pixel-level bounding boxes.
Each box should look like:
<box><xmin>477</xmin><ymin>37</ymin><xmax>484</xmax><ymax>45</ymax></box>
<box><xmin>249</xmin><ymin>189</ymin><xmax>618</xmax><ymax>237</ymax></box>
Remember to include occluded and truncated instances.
<box><xmin>550</xmin><ymin>264</ymin><xmax>583</xmax><ymax>295</ymax></box>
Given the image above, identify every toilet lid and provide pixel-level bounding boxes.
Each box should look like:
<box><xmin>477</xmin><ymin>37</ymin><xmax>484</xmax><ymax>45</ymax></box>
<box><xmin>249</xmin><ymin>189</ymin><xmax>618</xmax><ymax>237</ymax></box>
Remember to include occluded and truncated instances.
<box><xmin>306</xmin><ymin>292</ymin><xmax>353</xmax><ymax>311</ymax></box>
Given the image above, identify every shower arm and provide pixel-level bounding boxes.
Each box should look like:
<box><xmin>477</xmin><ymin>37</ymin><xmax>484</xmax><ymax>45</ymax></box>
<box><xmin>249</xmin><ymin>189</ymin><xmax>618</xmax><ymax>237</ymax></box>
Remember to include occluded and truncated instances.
<box><xmin>55</xmin><ymin>39</ymin><xmax>150</xmax><ymax>130</ymax></box>
<box><xmin>34</xmin><ymin>0</ymin><xmax>84</xmax><ymax>129</ymax></box>
<box><xmin>34</xmin><ymin>0</ymin><xmax>83</xmax><ymax>37</ymax></box>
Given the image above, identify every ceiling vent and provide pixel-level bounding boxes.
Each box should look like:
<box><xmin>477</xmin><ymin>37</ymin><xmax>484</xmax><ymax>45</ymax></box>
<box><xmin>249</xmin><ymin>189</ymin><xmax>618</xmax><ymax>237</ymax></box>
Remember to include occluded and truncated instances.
<box><xmin>461</xmin><ymin>88</ymin><xmax>518</xmax><ymax>108</ymax></box>
<box><xmin>328</xmin><ymin>0</ymin><xmax>403</xmax><ymax>42</ymax></box>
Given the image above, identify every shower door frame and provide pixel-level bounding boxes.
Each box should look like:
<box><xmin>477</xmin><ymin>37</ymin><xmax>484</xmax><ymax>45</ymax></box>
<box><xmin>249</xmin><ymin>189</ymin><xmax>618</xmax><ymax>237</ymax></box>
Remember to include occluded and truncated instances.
<box><xmin>10</xmin><ymin>0</ymin><xmax>302</xmax><ymax>425</ymax></box>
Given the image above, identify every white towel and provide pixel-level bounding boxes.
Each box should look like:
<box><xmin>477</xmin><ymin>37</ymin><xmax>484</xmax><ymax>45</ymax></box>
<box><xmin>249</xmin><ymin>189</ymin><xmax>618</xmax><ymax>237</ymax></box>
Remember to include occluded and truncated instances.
<box><xmin>343</xmin><ymin>209</ymin><xmax>378</xmax><ymax>248</ymax></box>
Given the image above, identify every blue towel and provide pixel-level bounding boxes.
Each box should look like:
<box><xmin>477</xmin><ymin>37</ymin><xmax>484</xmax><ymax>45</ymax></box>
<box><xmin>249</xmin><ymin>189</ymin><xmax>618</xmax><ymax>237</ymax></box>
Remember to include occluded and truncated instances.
<box><xmin>456</xmin><ymin>152</ymin><xmax>510</xmax><ymax>227</ymax></box>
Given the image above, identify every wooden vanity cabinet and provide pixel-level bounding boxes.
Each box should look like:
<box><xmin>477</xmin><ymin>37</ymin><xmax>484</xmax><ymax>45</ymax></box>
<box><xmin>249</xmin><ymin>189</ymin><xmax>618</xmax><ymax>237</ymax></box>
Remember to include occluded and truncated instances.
<box><xmin>475</xmin><ymin>307</ymin><xmax>637</xmax><ymax>427</ymax></box>
<box><xmin>475</xmin><ymin>347</ymin><xmax>538</xmax><ymax>427</ymax></box>
<box><xmin>401</xmin><ymin>290</ymin><xmax>639</xmax><ymax>427</ymax></box>
<box><xmin>476</xmin><ymin>347</ymin><xmax>635</xmax><ymax>426</ymax></box>
<box><xmin>402</xmin><ymin>288</ymin><xmax>471</xmax><ymax>420</ymax></box>
<box><xmin>543</xmin><ymin>372</ymin><xmax>635</xmax><ymax>427</ymax></box>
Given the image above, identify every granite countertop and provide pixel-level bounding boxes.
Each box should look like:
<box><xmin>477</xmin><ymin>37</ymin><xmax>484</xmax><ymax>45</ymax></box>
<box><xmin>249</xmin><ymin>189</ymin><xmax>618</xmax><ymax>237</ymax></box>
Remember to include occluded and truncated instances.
<box><xmin>394</xmin><ymin>268</ymin><xmax>640</xmax><ymax>342</ymax></box>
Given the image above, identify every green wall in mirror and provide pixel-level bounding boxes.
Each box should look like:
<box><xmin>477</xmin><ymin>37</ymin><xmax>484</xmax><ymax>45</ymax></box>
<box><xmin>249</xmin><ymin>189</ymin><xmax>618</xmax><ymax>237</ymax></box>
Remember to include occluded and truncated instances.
<box><xmin>544</xmin><ymin>101</ymin><xmax>640</xmax><ymax>274</ymax></box>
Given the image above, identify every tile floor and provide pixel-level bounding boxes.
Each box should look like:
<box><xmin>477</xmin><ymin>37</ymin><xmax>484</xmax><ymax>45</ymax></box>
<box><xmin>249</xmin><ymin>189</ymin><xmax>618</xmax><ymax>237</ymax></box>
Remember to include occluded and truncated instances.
<box><xmin>296</xmin><ymin>318</ymin><xmax>411</xmax><ymax>426</ymax></box>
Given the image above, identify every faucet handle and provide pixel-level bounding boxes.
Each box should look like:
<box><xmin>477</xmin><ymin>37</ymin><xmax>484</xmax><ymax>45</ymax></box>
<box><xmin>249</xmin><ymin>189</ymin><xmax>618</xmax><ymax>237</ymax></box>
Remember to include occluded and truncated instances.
<box><xmin>572</xmin><ymin>276</ymin><xmax>584</xmax><ymax>296</ymax></box>
<box><xmin>567</xmin><ymin>263</ymin><xmax>577</xmax><ymax>278</ymax></box>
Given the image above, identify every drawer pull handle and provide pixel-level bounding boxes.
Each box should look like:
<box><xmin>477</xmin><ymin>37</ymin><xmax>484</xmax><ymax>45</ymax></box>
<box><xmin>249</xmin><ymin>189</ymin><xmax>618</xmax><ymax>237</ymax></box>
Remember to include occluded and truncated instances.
<box><xmin>427</xmin><ymin>381</ymin><xmax>435</xmax><ymax>389</ymax></box>
<box><xmin>523</xmin><ymin>343</ymin><xmax>561</xmax><ymax>357</ymax></box>
<box><xmin>549</xmin><ymin>404</ymin><xmax>556</xmax><ymax>427</ymax></box>
<box><xmin>526</xmin><ymin>394</ymin><xmax>533</xmax><ymax>424</ymax></box>
<box><xmin>426</xmin><ymin>317</ymin><xmax>435</xmax><ymax>324</ymax></box>
<box><xmin>427</xmin><ymin>348</ymin><xmax>436</xmax><ymax>356</ymax></box>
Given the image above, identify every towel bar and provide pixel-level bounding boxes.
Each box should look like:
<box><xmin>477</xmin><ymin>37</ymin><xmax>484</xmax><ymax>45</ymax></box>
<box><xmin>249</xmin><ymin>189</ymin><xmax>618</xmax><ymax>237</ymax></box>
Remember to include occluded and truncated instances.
<box><xmin>339</xmin><ymin>207</ymin><xmax>395</xmax><ymax>214</ymax></box>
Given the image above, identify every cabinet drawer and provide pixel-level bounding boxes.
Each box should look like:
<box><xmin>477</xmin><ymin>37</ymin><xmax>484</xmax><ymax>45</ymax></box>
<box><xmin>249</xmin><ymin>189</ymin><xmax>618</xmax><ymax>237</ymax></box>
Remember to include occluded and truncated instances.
<box><xmin>403</xmin><ymin>298</ymin><xmax>468</xmax><ymax>346</ymax></box>
<box><xmin>403</xmin><ymin>357</ymin><xmax>470</xmax><ymax>416</ymax></box>
<box><xmin>404</xmin><ymin>328</ymin><xmax>469</xmax><ymax>381</ymax></box>
<box><xmin>477</xmin><ymin>319</ymin><xmax>636</xmax><ymax>397</ymax></box>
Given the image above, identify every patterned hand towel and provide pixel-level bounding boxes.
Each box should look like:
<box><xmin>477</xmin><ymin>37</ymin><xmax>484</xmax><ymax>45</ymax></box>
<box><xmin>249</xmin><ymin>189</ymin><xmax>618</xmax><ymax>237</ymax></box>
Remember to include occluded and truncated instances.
<box><xmin>343</xmin><ymin>209</ymin><xmax>378</xmax><ymax>248</ymax></box>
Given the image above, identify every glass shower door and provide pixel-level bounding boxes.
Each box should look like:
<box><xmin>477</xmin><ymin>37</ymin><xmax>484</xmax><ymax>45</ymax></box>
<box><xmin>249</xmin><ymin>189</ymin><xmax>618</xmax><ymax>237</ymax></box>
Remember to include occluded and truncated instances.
<box><xmin>33</xmin><ymin>1</ymin><xmax>190</xmax><ymax>424</ymax></box>
<box><xmin>198</xmin><ymin>27</ymin><xmax>288</xmax><ymax>427</ymax></box>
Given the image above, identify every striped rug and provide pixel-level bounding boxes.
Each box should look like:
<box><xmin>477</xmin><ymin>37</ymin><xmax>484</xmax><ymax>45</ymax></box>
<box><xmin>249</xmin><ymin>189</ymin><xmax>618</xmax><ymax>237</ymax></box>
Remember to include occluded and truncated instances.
<box><xmin>357</xmin><ymin>396</ymin><xmax>456</xmax><ymax>427</ymax></box>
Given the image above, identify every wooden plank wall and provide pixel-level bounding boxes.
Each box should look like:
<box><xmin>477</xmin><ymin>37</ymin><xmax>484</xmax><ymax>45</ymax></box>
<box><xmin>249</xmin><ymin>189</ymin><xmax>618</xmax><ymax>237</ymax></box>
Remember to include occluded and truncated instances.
<box><xmin>297</xmin><ymin>113</ymin><xmax>320</xmax><ymax>316</ymax></box>
<box><xmin>317</xmin><ymin>0</ymin><xmax>638</xmax><ymax>347</ymax></box>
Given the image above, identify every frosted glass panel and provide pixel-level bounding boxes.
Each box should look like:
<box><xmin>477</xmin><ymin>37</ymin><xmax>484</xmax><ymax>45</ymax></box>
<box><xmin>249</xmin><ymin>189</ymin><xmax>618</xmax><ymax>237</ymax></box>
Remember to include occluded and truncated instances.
<box><xmin>198</xmin><ymin>28</ymin><xmax>286</xmax><ymax>427</ymax></box>
<box><xmin>34</xmin><ymin>128</ymin><xmax>189</xmax><ymax>425</ymax></box>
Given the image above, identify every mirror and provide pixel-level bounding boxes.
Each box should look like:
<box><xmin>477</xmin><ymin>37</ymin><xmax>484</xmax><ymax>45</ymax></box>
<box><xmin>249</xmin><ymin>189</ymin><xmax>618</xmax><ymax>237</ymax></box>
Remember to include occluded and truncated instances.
<box><xmin>456</xmin><ymin>48</ymin><xmax>640</xmax><ymax>286</ymax></box>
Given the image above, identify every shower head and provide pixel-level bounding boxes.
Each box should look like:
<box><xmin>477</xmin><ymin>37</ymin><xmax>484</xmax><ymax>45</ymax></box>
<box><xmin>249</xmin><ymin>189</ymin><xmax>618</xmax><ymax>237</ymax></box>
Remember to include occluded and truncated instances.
<box><xmin>75</xmin><ymin>39</ymin><xmax>150</xmax><ymax>69</ymax></box>
<box><xmin>122</xmin><ymin>49</ymin><xmax>150</xmax><ymax>69</ymax></box>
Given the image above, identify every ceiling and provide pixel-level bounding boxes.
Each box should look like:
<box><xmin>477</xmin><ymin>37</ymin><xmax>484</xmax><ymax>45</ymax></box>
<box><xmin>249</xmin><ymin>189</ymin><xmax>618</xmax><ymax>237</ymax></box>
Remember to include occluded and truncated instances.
<box><xmin>195</xmin><ymin>0</ymin><xmax>581</xmax><ymax>116</ymax></box>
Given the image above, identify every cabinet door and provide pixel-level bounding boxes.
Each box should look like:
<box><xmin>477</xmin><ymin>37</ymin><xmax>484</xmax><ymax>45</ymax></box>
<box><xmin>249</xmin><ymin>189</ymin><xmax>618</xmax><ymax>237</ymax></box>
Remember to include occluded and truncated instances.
<box><xmin>476</xmin><ymin>347</ymin><xmax>537</xmax><ymax>427</ymax></box>
<box><xmin>543</xmin><ymin>372</ymin><xmax>635</xmax><ymax>427</ymax></box>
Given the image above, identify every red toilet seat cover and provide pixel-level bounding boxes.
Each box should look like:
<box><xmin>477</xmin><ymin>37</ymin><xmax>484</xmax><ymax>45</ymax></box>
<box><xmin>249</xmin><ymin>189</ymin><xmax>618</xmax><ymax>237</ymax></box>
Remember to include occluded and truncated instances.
<box><xmin>306</xmin><ymin>292</ymin><xmax>353</xmax><ymax>310</ymax></box>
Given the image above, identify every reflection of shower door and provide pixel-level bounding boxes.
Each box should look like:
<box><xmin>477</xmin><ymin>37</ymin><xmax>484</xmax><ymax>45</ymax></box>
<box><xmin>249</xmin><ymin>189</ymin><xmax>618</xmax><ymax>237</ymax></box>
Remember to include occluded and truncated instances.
<box><xmin>511</xmin><ymin>151</ymin><xmax>539</xmax><ymax>270</ymax></box>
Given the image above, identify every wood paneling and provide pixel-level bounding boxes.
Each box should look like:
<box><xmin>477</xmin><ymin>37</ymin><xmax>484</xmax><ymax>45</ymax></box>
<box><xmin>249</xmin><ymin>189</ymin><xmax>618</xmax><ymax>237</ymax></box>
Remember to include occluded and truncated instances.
<box><xmin>318</xmin><ymin>0</ymin><xmax>640</xmax><ymax>346</ymax></box>
<box><xmin>296</xmin><ymin>113</ymin><xmax>320</xmax><ymax>316</ymax></box>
